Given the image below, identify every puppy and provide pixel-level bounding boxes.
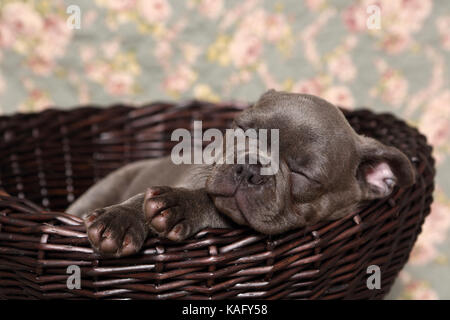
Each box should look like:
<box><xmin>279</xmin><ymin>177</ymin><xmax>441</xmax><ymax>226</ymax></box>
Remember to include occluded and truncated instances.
<box><xmin>67</xmin><ymin>90</ymin><xmax>415</xmax><ymax>257</ymax></box>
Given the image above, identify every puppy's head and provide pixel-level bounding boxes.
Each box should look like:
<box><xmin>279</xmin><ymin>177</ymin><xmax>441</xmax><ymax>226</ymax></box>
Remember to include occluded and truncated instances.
<box><xmin>205</xmin><ymin>90</ymin><xmax>415</xmax><ymax>234</ymax></box>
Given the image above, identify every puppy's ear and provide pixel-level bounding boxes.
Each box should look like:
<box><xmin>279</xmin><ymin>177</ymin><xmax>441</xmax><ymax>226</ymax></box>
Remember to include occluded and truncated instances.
<box><xmin>356</xmin><ymin>136</ymin><xmax>415</xmax><ymax>200</ymax></box>
<box><xmin>253</xmin><ymin>89</ymin><xmax>279</xmax><ymax>109</ymax></box>
<box><xmin>260</xmin><ymin>89</ymin><xmax>277</xmax><ymax>100</ymax></box>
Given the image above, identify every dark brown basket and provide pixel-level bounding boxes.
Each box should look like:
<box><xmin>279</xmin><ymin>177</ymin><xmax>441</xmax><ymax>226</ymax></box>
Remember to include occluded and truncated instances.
<box><xmin>0</xmin><ymin>100</ymin><xmax>435</xmax><ymax>300</ymax></box>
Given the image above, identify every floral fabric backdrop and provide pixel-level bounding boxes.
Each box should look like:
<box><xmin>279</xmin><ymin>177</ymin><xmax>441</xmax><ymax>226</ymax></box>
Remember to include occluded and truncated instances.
<box><xmin>0</xmin><ymin>0</ymin><xmax>449</xmax><ymax>299</ymax></box>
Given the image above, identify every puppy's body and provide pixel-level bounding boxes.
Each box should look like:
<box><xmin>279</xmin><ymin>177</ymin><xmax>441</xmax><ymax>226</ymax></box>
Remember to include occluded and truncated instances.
<box><xmin>68</xmin><ymin>91</ymin><xmax>415</xmax><ymax>257</ymax></box>
<box><xmin>68</xmin><ymin>158</ymin><xmax>204</xmax><ymax>216</ymax></box>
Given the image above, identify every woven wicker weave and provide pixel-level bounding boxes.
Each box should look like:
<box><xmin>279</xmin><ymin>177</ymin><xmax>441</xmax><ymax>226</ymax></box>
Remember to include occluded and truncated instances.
<box><xmin>0</xmin><ymin>100</ymin><xmax>435</xmax><ymax>300</ymax></box>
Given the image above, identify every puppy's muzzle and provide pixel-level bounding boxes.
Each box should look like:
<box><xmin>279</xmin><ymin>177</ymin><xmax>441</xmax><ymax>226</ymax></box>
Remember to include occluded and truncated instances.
<box><xmin>206</xmin><ymin>162</ymin><xmax>270</xmax><ymax>198</ymax></box>
<box><xmin>234</xmin><ymin>163</ymin><xmax>269</xmax><ymax>186</ymax></box>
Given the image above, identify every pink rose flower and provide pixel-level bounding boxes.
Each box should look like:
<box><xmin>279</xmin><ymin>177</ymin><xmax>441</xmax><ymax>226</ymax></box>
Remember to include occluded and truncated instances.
<box><xmin>342</xmin><ymin>4</ymin><xmax>366</xmax><ymax>32</ymax></box>
<box><xmin>418</xmin><ymin>91</ymin><xmax>450</xmax><ymax>162</ymax></box>
<box><xmin>390</xmin><ymin>0</ymin><xmax>432</xmax><ymax>33</ymax></box>
<box><xmin>265</xmin><ymin>13</ymin><xmax>290</xmax><ymax>43</ymax></box>
<box><xmin>138</xmin><ymin>0</ymin><xmax>172</xmax><ymax>24</ymax></box>
<box><xmin>28</xmin><ymin>55</ymin><xmax>54</xmax><ymax>76</ymax></box>
<box><xmin>86</xmin><ymin>62</ymin><xmax>111</xmax><ymax>83</ymax></box>
<box><xmin>80</xmin><ymin>46</ymin><xmax>96</xmax><ymax>63</ymax></box>
<box><xmin>1</xmin><ymin>2</ymin><xmax>43</xmax><ymax>37</ymax></box>
<box><xmin>327</xmin><ymin>53</ymin><xmax>356</xmax><ymax>82</ymax></box>
<box><xmin>380</xmin><ymin>33</ymin><xmax>412</xmax><ymax>55</ymax></box>
<box><xmin>409</xmin><ymin>243</ymin><xmax>438</xmax><ymax>266</ymax></box>
<box><xmin>323</xmin><ymin>86</ymin><xmax>355</xmax><ymax>108</ymax></box>
<box><xmin>410</xmin><ymin>199</ymin><xmax>450</xmax><ymax>265</ymax></box>
<box><xmin>104</xmin><ymin>0</ymin><xmax>137</xmax><ymax>11</ymax></box>
<box><xmin>197</xmin><ymin>0</ymin><xmax>224</xmax><ymax>20</ymax></box>
<box><xmin>105</xmin><ymin>72</ymin><xmax>134</xmax><ymax>96</ymax></box>
<box><xmin>229</xmin><ymin>31</ymin><xmax>262</xmax><ymax>68</ymax></box>
<box><xmin>305</xmin><ymin>0</ymin><xmax>326</xmax><ymax>12</ymax></box>
<box><xmin>292</xmin><ymin>79</ymin><xmax>322</xmax><ymax>96</ymax></box>
<box><xmin>154</xmin><ymin>41</ymin><xmax>172</xmax><ymax>63</ymax></box>
<box><xmin>102</xmin><ymin>40</ymin><xmax>120</xmax><ymax>59</ymax></box>
<box><xmin>372</xmin><ymin>60</ymin><xmax>409</xmax><ymax>106</ymax></box>
<box><xmin>403</xmin><ymin>281</ymin><xmax>439</xmax><ymax>300</ymax></box>
<box><xmin>239</xmin><ymin>8</ymin><xmax>267</xmax><ymax>39</ymax></box>
<box><xmin>436</xmin><ymin>16</ymin><xmax>450</xmax><ymax>51</ymax></box>
<box><xmin>18</xmin><ymin>84</ymin><xmax>53</xmax><ymax>113</ymax></box>
<box><xmin>37</xmin><ymin>14</ymin><xmax>72</xmax><ymax>60</ymax></box>
<box><xmin>0</xmin><ymin>23</ymin><xmax>14</xmax><ymax>48</ymax></box>
<box><xmin>83</xmin><ymin>10</ymin><xmax>98</xmax><ymax>29</ymax></box>
<box><xmin>381</xmin><ymin>71</ymin><xmax>408</xmax><ymax>106</ymax></box>
<box><xmin>163</xmin><ymin>65</ymin><xmax>197</xmax><ymax>94</ymax></box>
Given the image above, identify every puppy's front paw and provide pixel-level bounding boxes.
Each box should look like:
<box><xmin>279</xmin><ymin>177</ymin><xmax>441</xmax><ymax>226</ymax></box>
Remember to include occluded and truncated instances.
<box><xmin>144</xmin><ymin>187</ymin><xmax>193</xmax><ymax>241</ymax></box>
<box><xmin>85</xmin><ymin>206</ymin><xmax>147</xmax><ymax>257</ymax></box>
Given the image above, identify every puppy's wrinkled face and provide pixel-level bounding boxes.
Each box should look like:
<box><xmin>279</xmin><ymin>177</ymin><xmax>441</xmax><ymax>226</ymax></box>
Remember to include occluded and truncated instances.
<box><xmin>205</xmin><ymin>90</ymin><xmax>415</xmax><ymax>234</ymax></box>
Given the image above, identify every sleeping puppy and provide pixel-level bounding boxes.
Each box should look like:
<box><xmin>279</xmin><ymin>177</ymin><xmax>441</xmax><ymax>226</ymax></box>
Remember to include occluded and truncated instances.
<box><xmin>67</xmin><ymin>90</ymin><xmax>415</xmax><ymax>257</ymax></box>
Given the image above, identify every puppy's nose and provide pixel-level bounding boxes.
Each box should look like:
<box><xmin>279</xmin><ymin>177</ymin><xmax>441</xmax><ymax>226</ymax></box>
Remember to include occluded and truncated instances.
<box><xmin>234</xmin><ymin>164</ymin><xmax>268</xmax><ymax>185</ymax></box>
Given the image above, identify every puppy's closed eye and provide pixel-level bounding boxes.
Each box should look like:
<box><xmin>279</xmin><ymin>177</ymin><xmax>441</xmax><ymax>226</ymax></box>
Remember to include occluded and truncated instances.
<box><xmin>292</xmin><ymin>170</ymin><xmax>322</xmax><ymax>185</ymax></box>
<box><xmin>290</xmin><ymin>170</ymin><xmax>323</xmax><ymax>202</ymax></box>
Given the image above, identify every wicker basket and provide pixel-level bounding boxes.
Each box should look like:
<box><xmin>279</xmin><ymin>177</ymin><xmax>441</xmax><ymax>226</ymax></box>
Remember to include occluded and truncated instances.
<box><xmin>0</xmin><ymin>100</ymin><xmax>435</xmax><ymax>300</ymax></box>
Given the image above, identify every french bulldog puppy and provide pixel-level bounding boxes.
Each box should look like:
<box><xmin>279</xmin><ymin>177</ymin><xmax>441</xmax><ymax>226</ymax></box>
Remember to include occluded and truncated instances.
<box><xmin>67</xmin><ymin>90</ymin><xmax>415</xmax><ymax>257</ymax></box>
